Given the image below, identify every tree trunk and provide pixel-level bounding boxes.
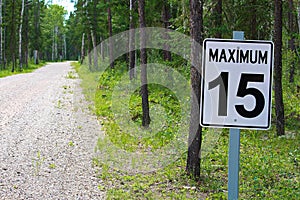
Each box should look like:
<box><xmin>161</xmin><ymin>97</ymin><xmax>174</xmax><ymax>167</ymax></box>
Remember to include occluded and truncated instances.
<box><xmin>33</xmin><ymin>0</ymin><xmax>40</xmax><ymax>64</ymax></box>
<box><xmin>52</xmin><ymin>27</ymin><xmax>55</xmax><ymax>61</ymax></box>
<box><xmin>91</xmin><ymin>30</ymin><xmax>98</xmax><ymax>69</ymax></box>
<box><xmin>10</xmin><ymin>0</ymin><xmax>16</xmax><ymax>72</ymax></box>
<box><xmin>162</xmin><ymin>0</ymin><xmax>172</xmax><ymax>61</ymax></box>
<box><xmin>213</xmin><ymin>0</ymin><xmax>222</xmax><ymax>38</ymax></box>
<box><xmin>186</xmin><ymin>0</ymin><xmax>203</xmax><ymax>180</ymax></box>
<box><xmin>107</xmin><ymin>0</ymin><xmax>114</xmax><ymax>68</ymax></box>
<box><xmin>87</xmin><ymin>32</ymin><xmax>92</xmax><ymax>70</ymax></box>
<box><xmin>63</xmin><ymin>34</ymin><xmax>66</xmax><ymax>60</ymax></box>
<box><xmin>129</xmin><ymin>0</ymin><xmax>136</xmax><ymax>79</ymax></box>
<box><xmin>81</xmin><ymin>33</ymin><xmax>85</xmax><ymax>64</ymax></box>
<box><xmin>288</xmin><ymin>0</ymin><xmax>296</xmax><ymax>83</ymax></box>
<box><xmin>55</xmin><ymin>26</ymin><xmax>58</xmax><ymax>61</ymax></box>
<box><xmin>19</xmin><ymin>0</ymin><xmax>25</xmax><ymax>70</ymax></box>
<box><xmin>0</xmin><ymin>0</ymin><xmax>2</xmax><ymax>70</ymax></box>
<box><xmin>274</xmin><ymin>0</ymin><xmax>285</xmax><ymax>136</ymax></box>
<box><xmin>250</xmin><ymin>0</ymin><xmax>257</xmax><ymax>39</ymax></box>
<box><xmin>298</xmin><ymin>2</ymin><xmax>300</xmax><ymax>33</ymax></box>
<box><xmin>138</xmin><ymin>0</ymin><xmax>150</xmax><ymax>127</ymax></box>
<box><xmin>24</xmin><ymin>0</ymin><xmax>29</xmax><ymax>68</ymax></box>
<box><xmin>92</xmin><ymin>0</ymin><xmax>98</xmax><ymax>69</ymax></box>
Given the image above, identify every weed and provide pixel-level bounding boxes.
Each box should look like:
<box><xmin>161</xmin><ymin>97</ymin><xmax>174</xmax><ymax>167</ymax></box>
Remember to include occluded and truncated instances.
<box><xmin>33</xmin><ymin>151</ymin><xmax>45</xmax><ymax>175</ymax></box>
<box><xmin>49</xmin><ymin>163</ymin><xmax>56</xmax><ymax>169</ymax></box>
<box><xmin>57</xmin><ymin>100</ymin><xmax>62</xmax><ymax>108</ymax></box>
<box><xmin>68</xmin><ymin>141</ymin><xmax>75</xmax><ymax>147</ymax></box>
<box><xmin>66</xmin><ymin>71</ymin><xmax>77</xmax><ymax>79</ymax></box>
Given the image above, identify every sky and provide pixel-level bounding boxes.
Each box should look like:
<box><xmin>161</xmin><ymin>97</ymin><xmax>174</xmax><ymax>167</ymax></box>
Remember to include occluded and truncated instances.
<box><xmin>51</xmin><ymin>0</ymin><xmax>76</xmax><ymax>19</ymax></box>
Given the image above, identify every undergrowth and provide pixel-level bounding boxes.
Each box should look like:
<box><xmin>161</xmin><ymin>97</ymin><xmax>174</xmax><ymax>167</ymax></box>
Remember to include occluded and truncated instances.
<box><xmin>0</xmin><ymin>60</ymin><xmax>46</xmax><ymax>78</ymax></box>
<box><xmin>73</xmin><ymin>59</ymin><xmax>299</xmax><ymax>199</ymax></box>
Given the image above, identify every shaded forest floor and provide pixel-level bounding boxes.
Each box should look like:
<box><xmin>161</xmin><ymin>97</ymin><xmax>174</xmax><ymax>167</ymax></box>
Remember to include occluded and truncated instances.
<box><xmin>74</xmin><ymin>61</ymin><xmax>299</xmax><ymax>199</ymax></box>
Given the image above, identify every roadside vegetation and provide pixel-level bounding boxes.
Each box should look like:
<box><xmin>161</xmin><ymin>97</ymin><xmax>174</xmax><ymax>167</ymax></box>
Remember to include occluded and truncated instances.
<box><xmin>0</xmin><ymin>60</ymin><xmax>46</xmax><ymax>78</ymax></box>
<box><xmin>73</xmin><ymin>60</ymin><xmax>299</xmax><ymax>199</ymax></box>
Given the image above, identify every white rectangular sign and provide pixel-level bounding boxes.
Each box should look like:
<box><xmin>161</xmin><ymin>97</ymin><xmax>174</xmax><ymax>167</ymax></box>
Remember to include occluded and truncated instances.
<box><xmin>200</xmin><ymin>39</ymin><xmax>274</xmax><ymax>130</ymax></box>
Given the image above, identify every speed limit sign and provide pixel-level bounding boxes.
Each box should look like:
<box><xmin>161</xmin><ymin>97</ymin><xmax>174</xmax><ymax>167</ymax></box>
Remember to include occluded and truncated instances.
<box><xmin>200</xmin><ymin>39</ymin><xmax>274</xmax><ymax>130</ymax></box>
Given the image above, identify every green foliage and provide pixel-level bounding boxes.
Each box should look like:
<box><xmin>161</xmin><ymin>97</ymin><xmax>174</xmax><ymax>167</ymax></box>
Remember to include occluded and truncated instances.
<box><xmin>93</xmin><ymin>130</ymin><xmax>299</xmax><ymax>199</ymax></box>
<box><xmin>76</xmin><ymin>56</ymin><xmax>299</xmax><ymax>199</ymax></box>
<box><xmin>41</xmin><ymin>4</ymin><xmax>67</xmax><ymax>61</ymax></box>
<box><xmin>280</xmin><ymin>34</ymin><xmax>300</xmax><ymax>131</ymax></box>
<box><xmin>0</xmin><ymin>60</ymin><xmax>46</xmax><ymax>78</ymax></box>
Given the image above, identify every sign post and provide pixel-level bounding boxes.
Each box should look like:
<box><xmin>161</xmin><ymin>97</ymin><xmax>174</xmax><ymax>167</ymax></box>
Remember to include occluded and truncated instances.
<box><xmin>200</xmin><ymin>32</ymin><xmax>274</xmax><ymax>200</ymax></box>
<box><xmin>228</xmin><ymin>31</ymin><xmax>244</xmax><ymax>200</ymax></box>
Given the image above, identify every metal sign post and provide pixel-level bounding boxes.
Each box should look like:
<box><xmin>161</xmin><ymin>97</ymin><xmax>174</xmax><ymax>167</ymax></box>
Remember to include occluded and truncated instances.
<box><xmin>228</xmin><ymin>31</ymin><xmax>244</xmax><ymax>200</ymax></box>
<box><xmin>200</xmin><ymin>31</ymin><xmax>274</xmax><ymax>200</ymax></box>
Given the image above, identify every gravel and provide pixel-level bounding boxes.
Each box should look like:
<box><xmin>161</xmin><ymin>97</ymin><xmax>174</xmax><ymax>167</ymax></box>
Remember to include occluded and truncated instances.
<box><xmin>0</xmin><ymin>62</ymin><xmax>105</xmax><ymax>199</ymax></box>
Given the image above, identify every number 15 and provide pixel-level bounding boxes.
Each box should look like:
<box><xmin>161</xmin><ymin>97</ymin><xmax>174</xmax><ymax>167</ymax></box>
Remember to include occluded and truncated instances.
<box><xmin>208</xmin><ymin>72</ymin><xmax>265</xmax><ymax>118</ymax></box>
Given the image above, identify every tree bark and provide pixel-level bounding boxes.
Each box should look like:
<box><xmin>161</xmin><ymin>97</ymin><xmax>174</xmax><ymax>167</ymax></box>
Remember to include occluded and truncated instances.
<box><xmin>52</xmin><ymin>27</ymin><xmax>55</xmax><ymax>61</ymax></box>
<box><xmin>92</xmin><ymin>0</ymin><xmax>98</xmax><ymax>70</ymax></box>
<box><xmin>298</xmin><ymin>2</ymin><xmax>300</xmax><ymax>33</ymax></box>
<box><xmin>87</xmin><ymin>32</ymin><xmax>92</xmax><ymax>70</ymax></box>
<box><xmin>138</xmin><ymin>0</ymin><xmax>150</xmax><ymax>127</ymax></box>
<box><xmin>107</xmin><ymin>0</ymin><xmax>114</xmax><ymax>68</ymax></box>
<box><xmin>81</xmin><ymin>33</ymin><xmax>85</xmax><ymax>64</ymax></box>
<box><xmin>213</xmin><ymin>0</ymin><xmax>222</xmax><ymax>38</ymax></box>
<box><xmin>186</xmin><ymin>0</ymin><xmax>203</xmax><ymax>180</ymax></box>
<box><xmin>24</xmin><ymin>0</ymin><xmax>29</xmax><ymax>68</ymax></box>
<box><xmin>129</xmin><ymin>0</ymin><xmax>136</xmax><ymax>79</ymax></box>
<box><xmin>0</xmin><ymin>0</ymin><xmax>3</xmax><ymax>70</ymax></box>
<box><xmin>250</xmin><ymin>0</ymin><xmax>257</xmax><ymax>39</ymax></box>
<box><xmin>162</xmin><ymin>0</ymin><xmax>172</xmax><ymax>61</ymax></box>
<box><xmin>288</xmin><ymin>0</ymin><xmax>296</xmax><ymax>83</ymax></box>
<box><xmin>10</xmin><ymin>0</ymin><xmax>16</xmax><ymax>72</ymax></box>
<box><xmin>19</xmin><ymin>0</ymin><xmax>25</xmax><ymax>70</ymax></box>
<box><xmin>91</xmin><ymin>30</ymin><xmax>98</xmax><ymax>70</ymax></box>
<box><xmin>274</xmin><ymin>0</ymin><xmax>285</xmax><ymax>136</ymax></box>
<box><xmin>33</xmin><ymin>0</ymin><xmax>40</xmax><ymax>64</ymax></box>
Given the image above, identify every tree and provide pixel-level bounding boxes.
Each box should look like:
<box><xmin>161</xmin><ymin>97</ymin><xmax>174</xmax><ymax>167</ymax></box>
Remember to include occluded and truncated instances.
<box><xmin>288</xmin><ymin>0</ymin><xmax>297</xmax><ymax>83</ymax></box>
<box><xmin>213</xmin><ymin>0</ymin><xmax>222</xmax><ymax>38</ymax></box>
<box><xmin>19</xmin><ymin>0</ymin><xmax>25</xmax><ymax>70</ymax></box>
<box><xmin>129</xmin><ymin>0</ymin><xmax>136</xmax><ymax>79</ymax></box>
<box><xmin>42</xmin><ymin>4</ymin><xmax>66</xmax><ymax>61</ymax></box>
<box><xmin>23</xmin><ymin>0</ymin><xmax>29</xmax><ymax>68</ymax></box>
<box><xmin>31</xmin><ymin>0</ymin><xmax>42</xmax><ymax>64</ymax></box>
<box><xmin>81</xmin><ymin>33</ymin><xmax>85</xmax><ymax>64</ymax></box>
<box><xmin>9</xmin><ymin>0</ymin><xmax>17</xmax><ymax>72</ymax></box>
<box><xmin>186</xmin><ymin>0</ymin><xmax>203</xmax><ymax>179</ymax></box>
<box><xmin>0</xmin><ymin>0</ymin><xmax>3</xmax><ymax>70</ymax></box>
<box><xmin>249</xmin><ymin>0</ymin><xmax>257</xmax><ymax>39</ymax></box>
<box><xmin>138</xmin><ymin>0</ymin><xmax>151</xmax><ymax>127</ymax></box>
<box><xmin>107</xmin><ymin>0</ymin><xmax>114</xmax><ymax>68</ymax></box>
<box><xmin>274</xmin><ymin>0</ymin><xmax>285</xmax><ymax>136</ymax></box>
<box><xmin>162</xmin><ymin>0</ymin><xmax>172</xmax><ymax>61</ymax></box>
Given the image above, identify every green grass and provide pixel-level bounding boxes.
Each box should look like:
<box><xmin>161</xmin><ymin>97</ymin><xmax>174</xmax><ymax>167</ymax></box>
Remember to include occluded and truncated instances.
<box><xmin>74</xmin><ymin>60</ymin><xmax>299</xmax><ymax>199</ymax></box>
<box><xmin>0</xmin><ymin>61</ymin><xmax>46</xmax><ymax>78</ymax></box>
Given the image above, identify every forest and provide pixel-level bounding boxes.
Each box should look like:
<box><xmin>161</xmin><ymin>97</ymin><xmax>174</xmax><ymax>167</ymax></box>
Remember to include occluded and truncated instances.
<box><xmin>0</xmin><ymin>0</ymin><xmax>299</xmax><ymax>199</ymax></box>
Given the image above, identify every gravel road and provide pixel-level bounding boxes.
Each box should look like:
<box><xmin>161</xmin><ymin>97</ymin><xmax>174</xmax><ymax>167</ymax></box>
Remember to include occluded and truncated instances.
<box><xmin>0</xmin><ymin>62</ymin><xmax>105</xmax><ymax>199</ymax></box>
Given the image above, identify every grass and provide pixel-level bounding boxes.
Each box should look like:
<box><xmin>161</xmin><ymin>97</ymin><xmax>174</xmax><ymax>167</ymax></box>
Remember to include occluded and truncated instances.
<box><xmin>66</xmin><ymin>70</ymin><xmax>77</xmax><ymax>79</ymax></box>
<box><xmin>0</xmin><ymin>61</ymin><xmax>46</xmax><ymax>78</ymax></box>
<box><xmin>73</xmin><ymin>60</ymin><xmax>299</xmax><ymax>199</ymax></box>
